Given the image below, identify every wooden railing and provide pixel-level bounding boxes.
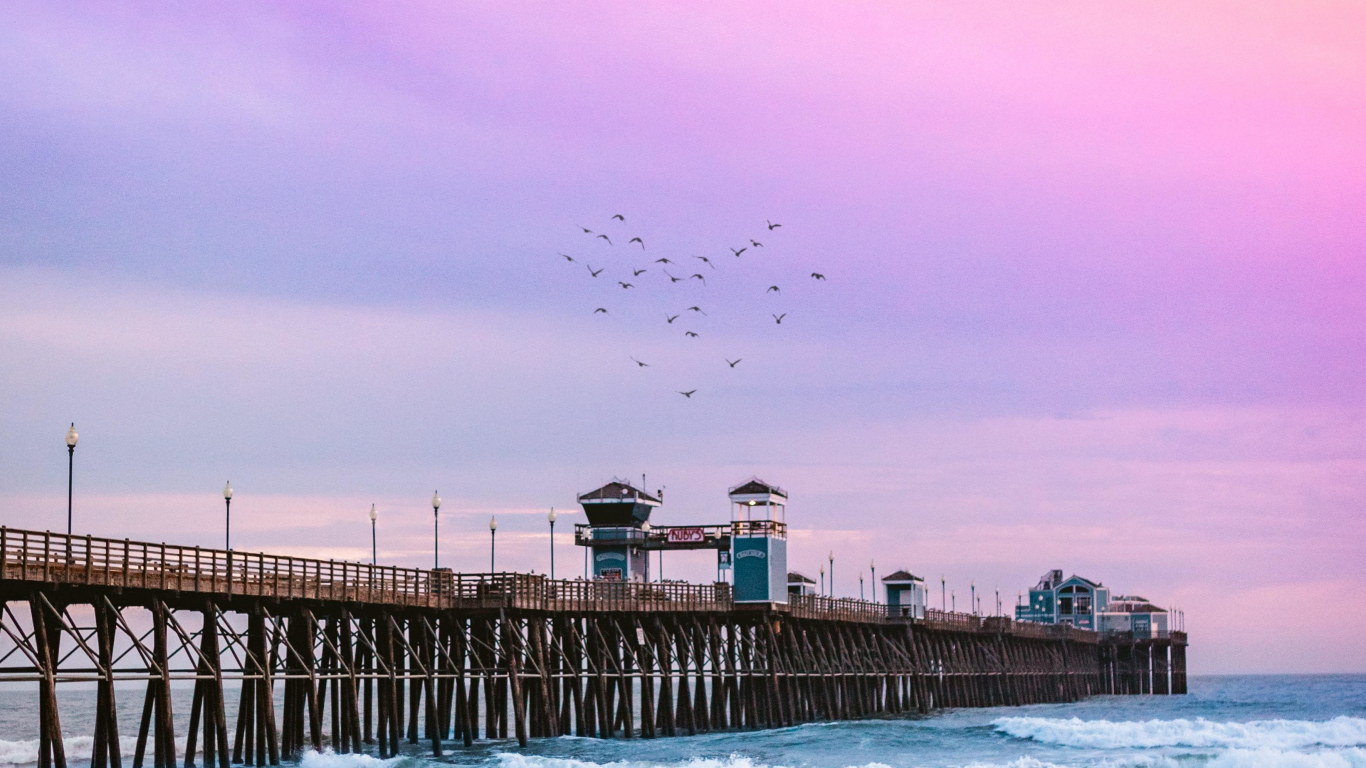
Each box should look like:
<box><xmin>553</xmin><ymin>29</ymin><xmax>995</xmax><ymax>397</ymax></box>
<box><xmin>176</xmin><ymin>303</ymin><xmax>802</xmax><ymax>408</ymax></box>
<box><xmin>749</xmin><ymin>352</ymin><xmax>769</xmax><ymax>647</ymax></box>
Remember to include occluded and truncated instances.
<box><xmin>0</xmin><ymin>528</ymin><xmax>1113</xmax><ymax>641</ymax></box>
<box><xmin>787</xmin><ymin>593</ymin><xmax>886</xmax><ymax>623</ymax></box>
<box><xmin>0</xmin><ymin>528</ymin><xmax>736</xmax><ymax>613</ymax></box>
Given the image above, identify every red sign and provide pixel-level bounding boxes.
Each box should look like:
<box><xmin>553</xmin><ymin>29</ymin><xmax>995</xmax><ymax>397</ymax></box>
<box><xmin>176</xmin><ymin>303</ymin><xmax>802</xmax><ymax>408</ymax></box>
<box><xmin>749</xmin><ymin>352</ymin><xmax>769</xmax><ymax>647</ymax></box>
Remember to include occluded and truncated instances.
<box><xmin>666</xmin><ymin>527</ymin><xmax>706</xmax><ymax>544</ymax></box>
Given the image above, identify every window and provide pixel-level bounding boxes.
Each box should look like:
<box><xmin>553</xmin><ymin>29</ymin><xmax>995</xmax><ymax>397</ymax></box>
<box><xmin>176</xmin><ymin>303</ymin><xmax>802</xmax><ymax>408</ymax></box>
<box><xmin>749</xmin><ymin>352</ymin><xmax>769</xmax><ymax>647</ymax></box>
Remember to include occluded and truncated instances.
<box><xmin>1076</xmin><ymin>596</ymin><xmax>1092</xmax><ymax>613</ymax></box>
<box><xmin>1059</xmin><ymin>597</ymin><xmax>1073</xmax><ymax>614</ymax></box>
<box><xmin>1060</xmin><ymin>586</ymin><xmax>1075</xmax><ymax>593</ymax></box>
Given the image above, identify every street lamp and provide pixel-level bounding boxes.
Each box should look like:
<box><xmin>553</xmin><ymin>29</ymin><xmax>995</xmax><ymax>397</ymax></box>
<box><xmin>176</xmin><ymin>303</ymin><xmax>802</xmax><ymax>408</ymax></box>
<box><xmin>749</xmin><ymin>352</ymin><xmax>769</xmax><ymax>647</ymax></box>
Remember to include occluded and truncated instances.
<box><xmin>641</xmin><ymin>521</ymin><xmax>651</xmax><ymax>582</ymax></box>
<box><xmin>489</xmin><ymin>516</ymin><xmax>498</xmax><ymax>572</ymax></box>
<box><xmin>941</xmin><ymin>575</ymin><xmax>946</xmax><ymax>612</ymax></box>
<box><xmin>548</xmin><ymin>508</ymin><xmax>557</xmax><ymax>580</ymax></box>
<box><xmin>223</xmin><ymin>481</ymin><xmax>233</xmax><ymax>550</ymax></box>
<box><xmin>432</xmin><ymin>491</ymin><xmax>442</xmax><ymax>569</ymax></box>
<box><xmin>819</xmin><ymin>565</ymin><xmax>825</xmax><ymax>596</ymax></box>
<box><xmin>971</xmin><ymin>580</ymin><xmax>977</xmax><ymax>616</ymax></box>
<box><xmin>64</xmin><ymin>424</ymin><xmax>78</xmax><ymax>535</ymax></box>
<box><xmin>870</xmin><ymin>559</ymin><xmax>877</xmax><ymax>603</ymax></box>
<box><xmin>369</xmin><ymin>504</ymin><xmax>378</xmax><ymax>566</ymax></box>
<box><xmin>860</xmin><ymin>572</ymin><xmax>865</xmax><ymax>601</ymax></box>
<box><xmin>828</xmin><ymin>551</ymin><xmax>834</xmax><ymax>598</ymax></box>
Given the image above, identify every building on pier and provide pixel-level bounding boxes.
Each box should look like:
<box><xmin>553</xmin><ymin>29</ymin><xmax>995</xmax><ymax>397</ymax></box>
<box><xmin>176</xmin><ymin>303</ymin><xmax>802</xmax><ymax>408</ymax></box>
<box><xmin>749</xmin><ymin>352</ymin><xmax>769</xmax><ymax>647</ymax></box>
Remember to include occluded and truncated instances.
<box><xmin>1015</xmin><ymin>569</ymin><xmax>1111</xmax><ymax>630</ymax></box>
<box><xmin>729</xmin><ymin>477</ymin><xmax>788</xmax><ymax>604</ymax></box>
<box><xmin>575</xmin><ymin>479</ymin><xmax>660</xmax><ymax>581</ymax></box>
<box><xmin>881</xmin><ymin>570</ymin><xmax>927</xmax><ymax>618</ymax></box>
<box><xmin>1099</xmin><ymin>595</ymin><xmax>1170</xmax><ymax>637</ymax></box>
<box><xmin>788</xmin><ymin>571</ymin><xmax>817</xmax><ymax>597</ymax></box>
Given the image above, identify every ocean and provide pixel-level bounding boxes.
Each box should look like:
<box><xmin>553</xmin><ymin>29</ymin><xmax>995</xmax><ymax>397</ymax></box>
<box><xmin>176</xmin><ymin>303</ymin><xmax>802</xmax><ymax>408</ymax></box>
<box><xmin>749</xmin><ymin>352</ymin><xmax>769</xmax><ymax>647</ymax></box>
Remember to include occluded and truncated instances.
<box><xmin>1</xmin><ymin>675</ymin><xmax>1362</xmax><ymax>768</ymax></box>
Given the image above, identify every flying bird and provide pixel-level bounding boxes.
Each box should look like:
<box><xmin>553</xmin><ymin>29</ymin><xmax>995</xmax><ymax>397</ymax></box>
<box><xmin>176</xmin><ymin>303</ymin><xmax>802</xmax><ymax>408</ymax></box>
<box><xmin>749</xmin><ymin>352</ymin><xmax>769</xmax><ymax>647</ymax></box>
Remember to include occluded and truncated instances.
<box><xmin>633</xmin><ymin>268</ymin><xmax>648</xmax><ymax>276</ymax></box>
<box><xmin>773</xmin><ymin>313</ymin><xmax>786</xmax><ymax>324</ymax></box>
<box><xmin>666</xmin><ymin>314</ymin><xmax>679</xmax><ymax>324</ymax></box>
<box><xmin>685</xmin><ymin>331</ymin><xmax>699</xmax><ymax>338</ymax></box>
<box><xmin>767</xmin><ymin>220</ymin><xmax>782</xmax><ymax>230</ymax></box>
<box><xmin>618</xmin><ymin>281</ymin><xmax>634</xmax><ymax>289</ymax></box>
<box><xmin>629</xmin><ymin>237</ymin><xmax>645</xmax><ymax>249</ymax></box>
<box><xmin>686</xmin><ymin>306</ymin><xmax>707</xmax><ymax>315</ymax></box>
<box><xmin>726</xmin><ymin>358</ymin><xmax>742</xmax><ymax>368</ymax></box>
<box><xmin>664</xmin><ymin>270</ymin><xmax>683</xmax><ymax>283</ymax></box>
<box><xmin>750</xmin><ymin>240</ymin><xmax>763</xmax><ymax>248</ymax></box>
<box><xmin>690</xmin><ymin>273</ymin><xmax>706</xmax><ymax>285</ymax></box>
<box><xmin>597</xmin><ymin>234</ymin><xmax>612</xmax><ymax>245</ymax></box>
<box><xmin>593</xmin><ymin>308</ymin><xmax>608</xmax><ymax>314</ymax></box>
<box><xmin>560</xmin><ymin>253</ymin><xmax>574</xmax><ymax>262</ymax></box>
<box><xmin>694</xmin><ymin>255</ymin><xmax>715</xmax><ymax>269</ymax></box>
<box><xmin>654</xmin><ymin>258</ymin><xmax>673</xmax><ymax>265</ymax></box>
<box><xmin>574</xmin><ymin>223</ymin><xmax>593</xmax><ymax>234</ymax></box>
<box><xmin>630</xmin><ymin>356</ymin><xmax>650</xmax><ymax>367</ymax></box>
<box><xmin>731</xmin><ymin>247</ymin><xmax>747</xmax><ymax>257</ymax></box>
<box><xmin>766</xmin><ymin>285</ymin><xmax>780</xmax><ymax>294</ymax></box>
<box><xmin>679</xmin><ymin>390</ymin><xmax>696</xmax><ymax>398</ymax></box>
<box><xmin>611</xmin><ymin>214</ymin><xmax>625</xmax><ymax>221</ymax></box>
<box><xmin>587</xmin><ymin>265</ymin><xmax>604</xmax><ymax>277</ymax></box>
<box><xmin>811</xmin><ymin>272</ymin><xmax>826</xmax><ymax>280</ymax></box>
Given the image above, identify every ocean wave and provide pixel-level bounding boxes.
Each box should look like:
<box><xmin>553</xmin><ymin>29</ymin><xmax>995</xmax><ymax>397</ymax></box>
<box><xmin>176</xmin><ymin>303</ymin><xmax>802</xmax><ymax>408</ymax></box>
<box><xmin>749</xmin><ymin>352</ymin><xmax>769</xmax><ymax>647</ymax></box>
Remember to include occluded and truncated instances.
<box><xmin>0</xmin><ymin>737</ymin><xmax>153</xmax><ymax>766</ymax></box>
<box><xmin>1203</xmin><ymin>747</ymin><xmax>1366</xmax><ymax>768</ymax></box>
<box><xmin>299</xmin><ymin>749</ymin><xmax>406</xmax><ymax>768</ymax></box>
<box><xmin>992</xmin><ymin>716</ymin><xmax>1366</xmax><ymax>750</ymax></box>
<box><xmin>496</xmin><ymin>756</ymin><xmax>778</xmax><ymax>768</ymax></box>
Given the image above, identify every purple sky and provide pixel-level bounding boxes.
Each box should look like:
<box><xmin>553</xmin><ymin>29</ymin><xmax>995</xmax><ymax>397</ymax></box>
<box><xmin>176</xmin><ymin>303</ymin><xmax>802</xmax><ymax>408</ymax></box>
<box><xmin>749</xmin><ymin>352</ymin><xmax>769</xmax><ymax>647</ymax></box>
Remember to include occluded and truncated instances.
<box><xmin>2</xmin><ymin>2</ymin><xmax>1364</xmax><ymax>674</ymax></box>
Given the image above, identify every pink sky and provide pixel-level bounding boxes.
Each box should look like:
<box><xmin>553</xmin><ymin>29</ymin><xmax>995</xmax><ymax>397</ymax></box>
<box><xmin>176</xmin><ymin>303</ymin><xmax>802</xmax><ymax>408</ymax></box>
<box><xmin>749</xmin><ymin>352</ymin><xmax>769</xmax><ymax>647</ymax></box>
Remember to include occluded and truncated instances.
<box><xmin>1</xmin><ymin>2</ymin><xmax>1364</xmax><ymax>673</ymax></box>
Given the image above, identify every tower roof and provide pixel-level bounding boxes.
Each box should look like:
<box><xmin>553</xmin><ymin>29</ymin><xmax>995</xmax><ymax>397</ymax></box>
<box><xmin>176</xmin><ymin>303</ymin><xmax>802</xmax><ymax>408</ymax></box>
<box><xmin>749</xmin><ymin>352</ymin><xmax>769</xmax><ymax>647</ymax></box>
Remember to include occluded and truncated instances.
<box><xmin>727</xmin><ymin>477</ymin><xmax>788</xmax><ymax>503</ymax></box>
<box><xmin>578</xmin><ymin>479</ymin><xmax>661</xmax><ymax>505</ymax></box>
<box><xmin>881</xmin><ymin>570</ymin><xmax>922</xmax><ymax>583</ymax></box>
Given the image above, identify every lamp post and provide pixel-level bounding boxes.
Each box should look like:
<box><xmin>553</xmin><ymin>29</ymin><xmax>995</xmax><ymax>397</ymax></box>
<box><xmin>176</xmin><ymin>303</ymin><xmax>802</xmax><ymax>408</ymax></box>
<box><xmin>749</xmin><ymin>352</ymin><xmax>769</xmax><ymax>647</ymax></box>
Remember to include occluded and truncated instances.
<box><xmin>941</xmin><ymin>575</ymin><xmax>946</xmax><ymax>612</ymax></box>
<box><xmin>489</xmin><ymin>516</ymin><xmax>498</xmax><ymax>572</ymax></box>
<box><xmin>548</xmin><ymin>508</ymin><xmax>557</xmax><ymax>580</ymax></box>
<box><xmin>431</xmin><ymin>491</ymin><xmax>442</xmax><ymax>569</ymax></box>
<box><xmin>369</xmin><ymin>504</ymin><xmax>378</xmax><ymax>565</ymax></box>
<box><xmin>641</xmin><ymin>521</ymin><xmax>650</xmax><ymax>582</ymax></box>
<box><xmin>971</xmin><ymin>580</ymin><xmax>976</xmax><ymax>616</ymax></box>
<box><xmin>870</xmin><ymin>559</ymin><xmax>876</xmax><ymax>603</ymax></box>
<box><xmin>860</xmin><ymin>573</ymin><xmax>865</xmax><ymax>601</ymax></box>
<box><xmin>223</xmin><ymin>482</ymin><xmax>233</xmax><ymax>550</ymax></box>
<box><xmin>951</xmin><ymin>591</ymin><xmax>955</xmax><ymax>612</ymax></box>
<box><xmin>828</xmin><ymin>551</ymin><xmax>834</xmax><ymax>598</ymax></box>
<box><xmin>65</xmin><ymin>424</ymin><xmax>78</xmax><ymax>535</ymax></box>
<box><xmin>819</xmin><ymin>566</ymin><xmax>825</xmax><ymax>596</ymax></box>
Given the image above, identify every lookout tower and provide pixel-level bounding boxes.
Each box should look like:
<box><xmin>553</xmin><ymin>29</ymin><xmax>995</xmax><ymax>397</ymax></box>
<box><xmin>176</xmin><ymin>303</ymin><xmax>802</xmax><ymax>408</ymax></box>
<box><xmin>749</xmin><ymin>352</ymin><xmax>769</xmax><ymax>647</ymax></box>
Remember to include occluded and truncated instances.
<box><xmin>576</xmin><ymin>479</ymin><xmax>660</xmax><ymax>581</ymax></box>
<box><xmin>728</xmin><ymin>478</ymin><xmax>788</xmax><ymax>604</ymax></box>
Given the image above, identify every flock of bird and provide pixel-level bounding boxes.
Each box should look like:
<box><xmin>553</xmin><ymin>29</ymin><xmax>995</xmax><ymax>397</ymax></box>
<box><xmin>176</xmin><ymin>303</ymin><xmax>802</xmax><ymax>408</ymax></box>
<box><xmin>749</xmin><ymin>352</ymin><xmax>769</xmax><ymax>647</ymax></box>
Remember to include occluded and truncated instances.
<box><xmin>559</xmin><ymin>215</ymin><xmax>825</xmax><ymax>398</ymax></box>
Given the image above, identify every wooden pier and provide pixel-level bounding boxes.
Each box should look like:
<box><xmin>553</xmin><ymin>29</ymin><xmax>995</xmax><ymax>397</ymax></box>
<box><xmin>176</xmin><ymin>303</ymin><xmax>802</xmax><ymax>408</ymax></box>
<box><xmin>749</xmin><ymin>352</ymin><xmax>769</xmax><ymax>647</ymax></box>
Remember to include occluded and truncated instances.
<box><xmin>0</xmin><ymin>527</ymin><xmax>1187</xmax><ymax>768</ymax></box>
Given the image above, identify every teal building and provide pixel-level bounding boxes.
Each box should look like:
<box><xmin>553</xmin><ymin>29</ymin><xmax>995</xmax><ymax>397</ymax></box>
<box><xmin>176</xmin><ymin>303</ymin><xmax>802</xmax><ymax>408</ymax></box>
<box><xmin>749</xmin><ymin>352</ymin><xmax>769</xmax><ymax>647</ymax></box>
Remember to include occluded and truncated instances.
<box><xmin>881</xmin><ymin>570</ymin><xmax>927</xmax><ymax>618</ymax></box>
<box><xmin>576</xmin><ymin>479</ymin><xmax>660</xmax><ymax>581</ymax></box>
<box><xmin>1014</xmin><ymin>569</ymin><xmax>1112</xmax><ymax>630</ymax></box>
<box><xmin>728</xmin><ymin>478</ymin><xmax>788</xmax><ymax>604</ymax></box>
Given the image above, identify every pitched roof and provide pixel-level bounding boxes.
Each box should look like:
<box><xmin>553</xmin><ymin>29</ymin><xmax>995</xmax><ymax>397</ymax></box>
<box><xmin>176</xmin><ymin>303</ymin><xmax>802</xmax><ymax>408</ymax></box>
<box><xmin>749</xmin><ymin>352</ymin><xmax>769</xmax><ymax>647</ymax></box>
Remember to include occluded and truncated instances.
<box><xmin>787</xmin><ymin>571</ymin><xmax>816</xmax><ymax>584</ymax></box>
<box><xmin>881</xmin><ymin>570</ymin><xmax>922</xmax><ymax>582</ymax></box>
<box><xmin>577</xmin><ymin>479</ymin><xmax>661</xmax><ymax>504</ymax></box>
<box><xmin>727</xmin><ymin>477</ymin><xmax>788</xmax><ymax>498</ymax></box>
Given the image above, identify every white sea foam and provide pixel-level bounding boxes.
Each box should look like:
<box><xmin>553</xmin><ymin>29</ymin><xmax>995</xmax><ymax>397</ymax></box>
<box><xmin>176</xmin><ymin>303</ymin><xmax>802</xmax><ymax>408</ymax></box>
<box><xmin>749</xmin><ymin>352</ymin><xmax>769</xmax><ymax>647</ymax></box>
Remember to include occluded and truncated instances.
<box><xmin>496</xmin><ymin>756</ymin><xmax>776</xmax><ymax>768</ymax></box>
<box><xmin>0</xmin><ymin>736</ymin><xmax>142</xmax><ymax>767</ymax></box>
<box><xmin>1203</xmin><ymin>747</ymin><xmax>1366</xmax><ymax>768</ymax></box>
<box><xmin>992</xmin><ymin>716</ymin><xmax>1366</xmax><ymax>750</ymax></box>
<box><xmin>299</xmin><ymin>749</ymin><xmax>406</xmax><ymax>768</ymax></box>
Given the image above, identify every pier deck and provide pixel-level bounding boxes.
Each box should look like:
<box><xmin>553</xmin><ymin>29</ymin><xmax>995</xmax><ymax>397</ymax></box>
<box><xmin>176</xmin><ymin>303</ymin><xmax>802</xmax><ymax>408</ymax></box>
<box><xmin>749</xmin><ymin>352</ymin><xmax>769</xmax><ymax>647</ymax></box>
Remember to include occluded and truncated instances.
<box><xmin>0</xmin><ymin>527</ymin><xmax>1187</xmax><ymax>768</ymax></box>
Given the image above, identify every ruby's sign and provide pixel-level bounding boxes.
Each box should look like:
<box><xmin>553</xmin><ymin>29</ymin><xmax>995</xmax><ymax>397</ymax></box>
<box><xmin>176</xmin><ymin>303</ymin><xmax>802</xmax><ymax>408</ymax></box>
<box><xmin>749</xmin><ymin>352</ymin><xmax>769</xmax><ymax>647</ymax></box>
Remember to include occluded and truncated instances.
<box><xmin>666</xmin><ymin>527</ymin><xmax>705</xmax><ymax>544</ymax></box>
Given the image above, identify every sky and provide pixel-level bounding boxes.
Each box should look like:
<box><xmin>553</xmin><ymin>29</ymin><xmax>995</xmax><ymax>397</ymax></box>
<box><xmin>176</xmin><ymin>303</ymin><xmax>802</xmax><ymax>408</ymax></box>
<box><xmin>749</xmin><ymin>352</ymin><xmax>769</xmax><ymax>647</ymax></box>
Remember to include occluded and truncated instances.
<box><xmin>1</xmin><ymin>2</ymin><xmax>1364</xmax><ymax>675</ymax></box>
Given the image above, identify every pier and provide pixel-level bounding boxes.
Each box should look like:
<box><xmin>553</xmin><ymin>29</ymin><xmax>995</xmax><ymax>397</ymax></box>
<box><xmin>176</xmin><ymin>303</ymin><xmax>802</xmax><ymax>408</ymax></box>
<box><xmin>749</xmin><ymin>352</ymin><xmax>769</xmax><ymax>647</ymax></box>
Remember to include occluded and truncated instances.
<box><xmin>0</xmin><ymin>526</ymin><xmax>1187</xmax><ymax>768</ymax></box>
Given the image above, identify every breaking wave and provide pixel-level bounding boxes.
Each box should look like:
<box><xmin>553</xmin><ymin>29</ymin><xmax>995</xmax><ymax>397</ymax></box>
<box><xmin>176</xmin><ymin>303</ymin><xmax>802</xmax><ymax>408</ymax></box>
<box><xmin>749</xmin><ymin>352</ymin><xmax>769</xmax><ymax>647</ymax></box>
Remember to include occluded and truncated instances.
<box><xmin>992</xmin><ymin>716</ymin><xmax>1366</xmax><ymax>750</ymax></box>
<box><xmin>0</xmin><ymin>737</ymin><xmax>141</xmax><ymax>767</ymax></box>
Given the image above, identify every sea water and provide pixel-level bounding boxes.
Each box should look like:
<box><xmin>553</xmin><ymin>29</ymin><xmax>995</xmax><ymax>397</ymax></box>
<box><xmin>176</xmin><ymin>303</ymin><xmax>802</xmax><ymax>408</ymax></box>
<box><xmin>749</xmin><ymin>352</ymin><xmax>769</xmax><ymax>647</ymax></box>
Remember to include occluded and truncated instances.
<box><xmin>1</xmin><ymin>675</ymin><xmax>1362</xmax><ymax>768</ymax></box>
